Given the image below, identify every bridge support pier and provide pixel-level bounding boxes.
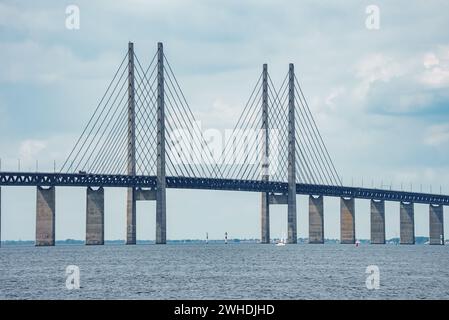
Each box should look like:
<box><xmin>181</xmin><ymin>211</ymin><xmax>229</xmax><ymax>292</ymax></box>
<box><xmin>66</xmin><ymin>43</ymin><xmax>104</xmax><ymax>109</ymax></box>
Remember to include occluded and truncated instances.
<box><xmin>340</xmin><ymin>197</ymin><xmax>355</xmax><ymax>244</ymax></box>
<box><xmin>36</xmin><ymin>186</ymin><xmax>55</xmax><ymax>246</ymax></box>
<box><xmin>370</xmin><ymin>199</ymin><xmax>385</xmax><ymax>244</ymax></box>
<box><xmin>156</xmin><ymin>187</ymin><xmax>166</xmax><ymax>244</ymax></box>
<box><xmin>126</xmin><ymin>188</ymin><xmax>136</xmax><ymax>244</ymax></box>
<box><xmin>261</xmin><ymin>192</ymin><xmax>270</xmax><ymax>244</ymax></box>
<box><xmin>400</xmin><ymin>202</ymin><xmax>414</xmax><ymax>245</ymax></box>
<box><xmin>86</xmin><ymin>187</ymin><xmax>104</xmax><ymax>245</ymax></box>
<box><xmin>429</xmin><ymin>204</ymin><xmax>444</xmax><ymax>245</ymax></box>
<box><xmin>309</xmin><ymin>195</ymin><xmax>324</xmax><ymax>244</ymax></box>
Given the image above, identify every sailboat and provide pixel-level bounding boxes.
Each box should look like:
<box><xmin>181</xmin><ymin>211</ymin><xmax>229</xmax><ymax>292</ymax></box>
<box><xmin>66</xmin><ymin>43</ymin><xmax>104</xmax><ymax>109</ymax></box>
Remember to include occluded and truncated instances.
<box><xmin>276</xmin><ymin>232</ymin><xmax>286</xmax><ymax>246</ymax></box>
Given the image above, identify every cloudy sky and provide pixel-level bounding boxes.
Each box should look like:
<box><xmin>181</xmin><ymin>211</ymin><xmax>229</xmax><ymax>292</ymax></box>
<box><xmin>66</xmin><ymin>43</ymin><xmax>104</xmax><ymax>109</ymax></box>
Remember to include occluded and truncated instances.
<box><xmin>1</xmin><ymin>0</ymin><xmax>449</xmax><ymax>241</ymax></box>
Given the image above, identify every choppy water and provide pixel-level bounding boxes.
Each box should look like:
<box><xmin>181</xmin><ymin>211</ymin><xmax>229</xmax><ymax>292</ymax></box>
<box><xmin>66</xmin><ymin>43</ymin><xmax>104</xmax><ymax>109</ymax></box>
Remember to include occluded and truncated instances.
<box><xmin>0</xmin><ymin>244</ymin><xmax>448</xmax><ymax>299</ymax></box>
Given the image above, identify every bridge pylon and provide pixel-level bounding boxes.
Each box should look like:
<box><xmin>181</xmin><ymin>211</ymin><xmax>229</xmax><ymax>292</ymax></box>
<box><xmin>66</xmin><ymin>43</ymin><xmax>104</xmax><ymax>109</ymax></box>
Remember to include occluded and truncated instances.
<box><xmin>260</xmin><ymin>63</ymin><xmax>298</xmax><ymax>244</ymax></box>
<box><xmin>126</xmin><ymin>42</ymin><xmax>137</xmax><ymax>244</ymax></box>
<box><xmin>260</xmin><ymin>64</ymin><xmax>270</xmax><ymax>244</ymax></box>
<box><xmin>156</xmin><ymin>42</ymin><xmax>167</xmax><ymax>244</ymax></box>
<box><xmin>287</xmin><ymin>63</ymin><xmax>297</xmax><ymax>244</ymax></box>
<box><xmin>125</xmin><ymin>42</ymin><xmax>167</xmax><ymax>244</ymax></box>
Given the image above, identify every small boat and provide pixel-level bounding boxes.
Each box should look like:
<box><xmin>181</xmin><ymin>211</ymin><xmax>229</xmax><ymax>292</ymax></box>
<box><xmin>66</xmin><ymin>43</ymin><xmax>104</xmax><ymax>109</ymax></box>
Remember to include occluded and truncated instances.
<box><xmin>355</xmin><ymin>240</ymin><xmax>360</xmax><ymax>247</ymax></box>
<box><xmin>276</xmin><ymin>238</ymin><xmax>286</xmax><ymax>246</ymax></box>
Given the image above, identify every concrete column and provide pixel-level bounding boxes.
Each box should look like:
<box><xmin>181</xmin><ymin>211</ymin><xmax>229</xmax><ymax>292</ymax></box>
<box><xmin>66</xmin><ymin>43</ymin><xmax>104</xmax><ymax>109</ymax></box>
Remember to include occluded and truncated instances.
<box><xmin>126</xmin><ymin>188</ymin><xmax>136</xmax><ymax>244</ymax></box>
<box><xmin>269</xmin><ymin>193</ymin><xmax>288</xmax><ymax>205</ymax></box>
<box><xmin>340</xmin><ymin>197</ymin><xmax>355</xmax><ymax>244</ymax></box>
<box><xmin>261</xmin><ymin>193</ymin><xmax>270</xmax><ymax>244</ymax></box>
<box><xmin>261</xmin><ymin>63</ymin><xmax>270</xmax><ymax>244</ymax></box>
<box><xmin>429</xmin><ymin>204</ymin><xmax>444</xmax><ymax>245</ymax></box>
<box><xmin>86</xmin><ymin>187</ymin><xmax>104</xmax><ymax>245</ymax></box>
<box><xmin>309</xmin><ymin>195</ymin><xmax>324</xmax><ymax>244</ymax></box>
<box><xmin>36</xmin><ymin>186</ymin><xmax>55</xmax><ymax>246</ymax></box>
<box><xmin>370</xmin><ymin>199</ymin><xmax>385</xmax><ymax>244</ymax></box>
<box><xmin>135</xmin><ymin>188</ymin><xmax>157</xmax><ymax>201</ymax></box>
<box><xmin>287</xmin><ymin>63</ymin><xmax>297</xmax><ymax>244</ymax></box>
<box><xmin>156</xmin><ymin>42</ymin><xmax>167</xmax><ymax>244</ymax></box>
<box><xmin>400</xmin><ymin>201</ymin><xmax>415</xmax><ymax>245</ymax></box>
<box><xmin>126</xmin><ymin>41</ymin><xmax>137</xmax><ymax>245</ymax></box>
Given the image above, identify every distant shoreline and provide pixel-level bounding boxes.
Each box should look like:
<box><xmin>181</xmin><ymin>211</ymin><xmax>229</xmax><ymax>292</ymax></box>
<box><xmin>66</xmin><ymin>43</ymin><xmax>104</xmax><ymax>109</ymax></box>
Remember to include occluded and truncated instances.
<box><xmin>0</xmin><ymin>236</ymin><xmax>434</xmax><ymax>246</ymax></box>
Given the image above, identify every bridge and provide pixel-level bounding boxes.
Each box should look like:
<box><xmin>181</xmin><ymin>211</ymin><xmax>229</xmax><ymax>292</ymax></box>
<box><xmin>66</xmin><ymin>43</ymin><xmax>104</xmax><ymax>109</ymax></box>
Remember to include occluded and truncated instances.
<box><xmin>0</xmin><ymin>42</ymin><xmax>446</xmax><ymax>246</ymax></box>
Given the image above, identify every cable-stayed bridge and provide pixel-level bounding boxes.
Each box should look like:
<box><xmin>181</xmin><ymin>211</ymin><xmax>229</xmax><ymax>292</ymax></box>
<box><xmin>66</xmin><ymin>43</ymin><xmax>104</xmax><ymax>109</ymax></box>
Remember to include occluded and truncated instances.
<box><xmin>0</xmin><ymin>43</ymin><xmax>446</xmax><ymax>246</ymax></box>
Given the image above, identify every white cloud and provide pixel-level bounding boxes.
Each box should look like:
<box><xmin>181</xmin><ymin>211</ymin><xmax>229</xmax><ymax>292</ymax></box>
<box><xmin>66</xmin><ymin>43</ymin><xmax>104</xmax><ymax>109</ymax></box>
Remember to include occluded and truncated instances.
<box><xmin>353</xmin><ymin>53</ymin><xmax>406</xmax><ymax>100</ymax></box>
<box><xmin>0</xmin><ymin>133</ymin><xmax>77</xmax><ymax>172</ymax></box>
<box><xmin>349</xmin><ymin>48</ymin><xmax>449</xmax><ymax>115</ymax></box>
<box><xmin>197</xmin><ymin>98</ymin><xmax>241</xmax><ymax>130</ymax></box>
<box><xmin>0</xmin><ymin>3</ymin><xmax>59</xmax><ymax>33</ymax></box>
<box><xmin>397</xmin><ymin>93</ymin><xmax>433</xmax><ymax>113</ymax></box>
<box><xmin>420</xmin><ymin>66</ymin><xmax>449</xmax><ymax>87</ymax></box>
<box><xmin>0</xmin><ymin>41</ymin><xmax>74</xmax><ymax>84</ymax></box>
<box><xmin>424</xmin><ymin>124</ymin><xmax>449</xmax><ymax>146</ymax></box>
<box><xmin>0</xmin><ymin>40</ymin><xmax>123</xmax><ymax>85</ymax></box>
<box><xmin>0</xmin><ymin>98</ymin><xmax>6</xmax><ymax>126</ymax></box>
<box><xmin>355</xmin><ymin>54</ymin><xmax>404</xmax><ymax>83</ymax></box>
<box><xmin>18</xmin><ymin>139</ymin><xmax>47</xmax><ymax>163</ymax></box>
<box><xmin>324</xmin><ymin>87</ymin><xmax>345</xmax><ymax>110</ymax></box>
<box><xmin>419</xmin><ymin>49</ymin><xmax>449</xmax><ymax>87</ymax></box>
<box><xmin>423</xmin><ymin>53</ymin><xmax>440</xmax><ymax>68</ymax></box>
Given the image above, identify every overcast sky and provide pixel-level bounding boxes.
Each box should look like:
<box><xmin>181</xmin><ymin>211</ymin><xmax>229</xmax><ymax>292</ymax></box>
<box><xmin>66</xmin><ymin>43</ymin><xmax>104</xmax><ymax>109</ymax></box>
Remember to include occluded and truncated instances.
<box><xmin>1</xmin><ymin>0</ymin><xmax>449</xmax><ymax>241</ymax></box>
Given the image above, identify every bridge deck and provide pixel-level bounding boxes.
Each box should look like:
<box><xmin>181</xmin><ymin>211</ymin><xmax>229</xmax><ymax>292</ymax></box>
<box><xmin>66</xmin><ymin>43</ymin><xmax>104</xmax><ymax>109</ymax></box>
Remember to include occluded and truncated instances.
<box><xmin>1</xmin><ymin>172</ymin><xmax>448</xmax><ymax>206</ymax></box>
